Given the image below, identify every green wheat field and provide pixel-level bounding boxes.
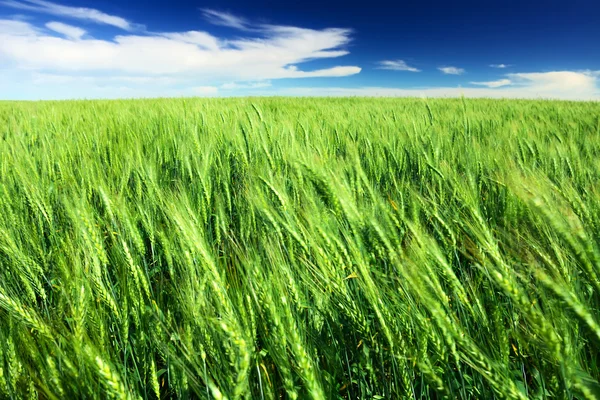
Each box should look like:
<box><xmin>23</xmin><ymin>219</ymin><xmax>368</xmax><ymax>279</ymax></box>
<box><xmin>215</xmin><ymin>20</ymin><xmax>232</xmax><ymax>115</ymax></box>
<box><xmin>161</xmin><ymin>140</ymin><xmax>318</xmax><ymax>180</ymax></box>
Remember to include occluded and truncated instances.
<box><xmin>1</xmin><ymin>98</ymin><xmax>600</xmax><ymax>399</ymax></box>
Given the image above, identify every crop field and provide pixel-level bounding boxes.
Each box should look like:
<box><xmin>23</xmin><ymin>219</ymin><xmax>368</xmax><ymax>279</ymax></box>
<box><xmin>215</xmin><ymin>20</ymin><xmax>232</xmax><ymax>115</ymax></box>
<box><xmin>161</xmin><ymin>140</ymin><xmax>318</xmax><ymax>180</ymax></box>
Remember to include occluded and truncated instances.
<box><xmin>0</xmin><ymin>98</ymin><xmax>599</xmax><ymax>399</ymax></box>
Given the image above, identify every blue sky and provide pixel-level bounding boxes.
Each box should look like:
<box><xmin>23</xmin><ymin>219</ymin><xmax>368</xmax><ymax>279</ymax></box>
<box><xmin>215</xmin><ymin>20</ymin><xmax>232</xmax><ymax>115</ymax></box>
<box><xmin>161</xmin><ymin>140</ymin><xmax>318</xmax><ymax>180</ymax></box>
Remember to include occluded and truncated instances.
<box><xmin>0</xmin><ymin>0</ymin><xmax>599</xmax><ymax>99</ymax></box>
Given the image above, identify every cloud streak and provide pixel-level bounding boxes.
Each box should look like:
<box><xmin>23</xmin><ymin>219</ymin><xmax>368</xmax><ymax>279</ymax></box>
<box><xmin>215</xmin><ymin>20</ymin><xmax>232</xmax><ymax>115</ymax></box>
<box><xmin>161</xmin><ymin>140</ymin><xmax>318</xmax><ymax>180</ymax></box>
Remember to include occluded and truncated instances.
<box><xmin>377</xmin><ymin>60</ymin><xmax>420</xmax><ymax>72</ymax></box>
<box><xmin>45</xmin><ymin>21</ymin><xmax>85</xmax><ymax>39</ymax></box>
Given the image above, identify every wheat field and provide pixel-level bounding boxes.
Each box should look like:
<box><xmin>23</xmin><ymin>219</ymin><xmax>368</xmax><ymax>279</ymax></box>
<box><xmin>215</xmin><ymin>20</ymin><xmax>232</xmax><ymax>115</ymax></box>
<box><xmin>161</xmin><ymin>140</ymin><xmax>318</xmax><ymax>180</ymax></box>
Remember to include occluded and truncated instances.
<box><xmin>1</xmin><ymin>97</ymin><xmax>599</xmax><ymax>399</ymax></box>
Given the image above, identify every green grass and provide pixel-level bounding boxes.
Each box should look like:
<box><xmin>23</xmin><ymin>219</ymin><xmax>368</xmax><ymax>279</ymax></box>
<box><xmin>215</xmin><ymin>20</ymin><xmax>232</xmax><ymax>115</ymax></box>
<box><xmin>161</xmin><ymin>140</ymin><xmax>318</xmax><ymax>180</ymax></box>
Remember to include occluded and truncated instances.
<box><xmin>1</xmin><ymin>97</ymin><xmax>600</xmax><ymax>399</ymax></box>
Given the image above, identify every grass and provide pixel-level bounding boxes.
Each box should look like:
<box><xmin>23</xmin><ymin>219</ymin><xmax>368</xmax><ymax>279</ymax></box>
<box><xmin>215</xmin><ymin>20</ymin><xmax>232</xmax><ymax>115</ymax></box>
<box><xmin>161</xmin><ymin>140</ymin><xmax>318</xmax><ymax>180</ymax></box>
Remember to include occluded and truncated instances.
<box><xmin>0</xmin><ymin>97</ymin><xmax>599</xmax><ymax>399</ymax></box>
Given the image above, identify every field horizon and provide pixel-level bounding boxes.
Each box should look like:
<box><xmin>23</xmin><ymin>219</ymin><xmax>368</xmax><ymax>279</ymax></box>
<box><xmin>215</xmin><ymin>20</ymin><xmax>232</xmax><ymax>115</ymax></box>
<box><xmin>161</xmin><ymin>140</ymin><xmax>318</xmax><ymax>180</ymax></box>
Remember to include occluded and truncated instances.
<box><xmin>2</xmin><ymin>95</ymin><xmax>600</xmax><ymax>103</ymax></box>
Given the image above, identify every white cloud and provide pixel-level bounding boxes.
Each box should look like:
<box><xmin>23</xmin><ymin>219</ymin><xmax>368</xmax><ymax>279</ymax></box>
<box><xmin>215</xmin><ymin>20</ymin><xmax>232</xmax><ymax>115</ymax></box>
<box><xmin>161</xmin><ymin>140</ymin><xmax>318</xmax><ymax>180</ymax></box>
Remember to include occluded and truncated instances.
<box><xmin>273</xmin><ymin>70</ymin><xmax>600</xmax><ymax>100</ymax></box>
<box><xmin>439</xmin><ymin>66</ymin><xmax>465</xmax><ymax>75</ymax></box>
<box><xmin>0</xmin><ymin>29</ymin><xmax>360</xmax><ymax>77</ymax></box>
<box><xmin>0</xmin><ymin>8</ymin><xmax>360</xmax><ymax>97</ymax></box>
<box><xmin>470</xmin><ymin>79</ymin><xmax>512</xmax><ymax>88</ymax></box>
<box><xmin>0</xmin><ymin>18</ymin><xmax>38</xmax><ymax>35</ymax></box>
<box><xmin>490</xmin><ymin>64</ymin><xmax>510</xmax><ymax>68</ymax></box>
<box><xmin>45</xmin><ymin>21</ymin><xmax>85</xmax><ymax>39</ymax></box>
<box><xmin>1</xmin><ymin>0</ymin><xmax>140</xmax><ymax>30</ymax></box>
<box><xmin>377</xmin><ymin>60</ymin><xmax>420</xmax><ymax>72</ymax></box>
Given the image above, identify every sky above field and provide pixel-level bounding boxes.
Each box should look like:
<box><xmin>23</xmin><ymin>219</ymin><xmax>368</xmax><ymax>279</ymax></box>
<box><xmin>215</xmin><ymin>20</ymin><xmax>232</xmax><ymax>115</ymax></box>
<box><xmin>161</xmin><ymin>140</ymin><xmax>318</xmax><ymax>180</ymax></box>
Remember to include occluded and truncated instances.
<box><xmin>0</xmin><ymin>0</ymin><xmax>599</xmax><ymax>100</ymax></box>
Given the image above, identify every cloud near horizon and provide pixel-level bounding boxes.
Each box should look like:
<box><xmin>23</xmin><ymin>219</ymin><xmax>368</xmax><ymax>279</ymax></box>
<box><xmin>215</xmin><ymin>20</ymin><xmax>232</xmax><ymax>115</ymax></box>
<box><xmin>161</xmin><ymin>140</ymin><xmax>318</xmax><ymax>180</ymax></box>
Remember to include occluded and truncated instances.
<box><xmin>3</xmin><ymin>69</ymin><xmax>598</xmax><ymax>100</ymax></box>
<box><xmin>275</xmin><ymin>71</ymin><xmax>600</xmax><ymax>100</ymax></box>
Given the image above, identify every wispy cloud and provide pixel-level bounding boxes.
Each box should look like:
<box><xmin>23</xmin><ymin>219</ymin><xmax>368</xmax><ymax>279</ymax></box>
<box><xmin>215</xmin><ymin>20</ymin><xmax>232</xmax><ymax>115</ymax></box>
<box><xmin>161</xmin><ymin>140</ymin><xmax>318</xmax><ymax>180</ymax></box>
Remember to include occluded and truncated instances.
<box><xmin>45</xmin><ymin>21</ymin><xmax>85</xmax><ymax>40</ymax></box>
<box><xmin>470</xmin><ymin>79</ymin><xmax>512</xmax><ymax>88</ymax></box>
<box><xmin>490</xmin><ymin>64</ymin><xmax>511</xmax><ymax>68</ymax></box>
<box><xmin>438</xmin><ymin>66</ymin><xmax>465</xmax><ymax>75</ymax></box>
<box><xmin>201</xmin><ymin>9</ymin><xmax>250</xmax><ymax>30</ymax></box>
<box><xmin>377</xmin><ymin>60</ymin><xmax>420</xmax><ymax>72</ymax></box>
<box><xmin>1</xmin><ymin>0</ymin><xmax>140</xmax><ymax>30</ymax></box>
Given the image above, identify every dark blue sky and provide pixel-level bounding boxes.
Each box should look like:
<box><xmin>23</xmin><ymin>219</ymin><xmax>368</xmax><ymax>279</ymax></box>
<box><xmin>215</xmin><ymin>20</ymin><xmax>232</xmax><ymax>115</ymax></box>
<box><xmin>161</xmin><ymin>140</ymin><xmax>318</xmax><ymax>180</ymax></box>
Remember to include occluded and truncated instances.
<box><xmin>1</xmin><ymin>0</ymin><xmax>599</xmax><ymax>99</ymax></box>
<box><xmin>82</xmin><ymin>0</ymin><xmax>600</xmax><ymax>65</ymax></box>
